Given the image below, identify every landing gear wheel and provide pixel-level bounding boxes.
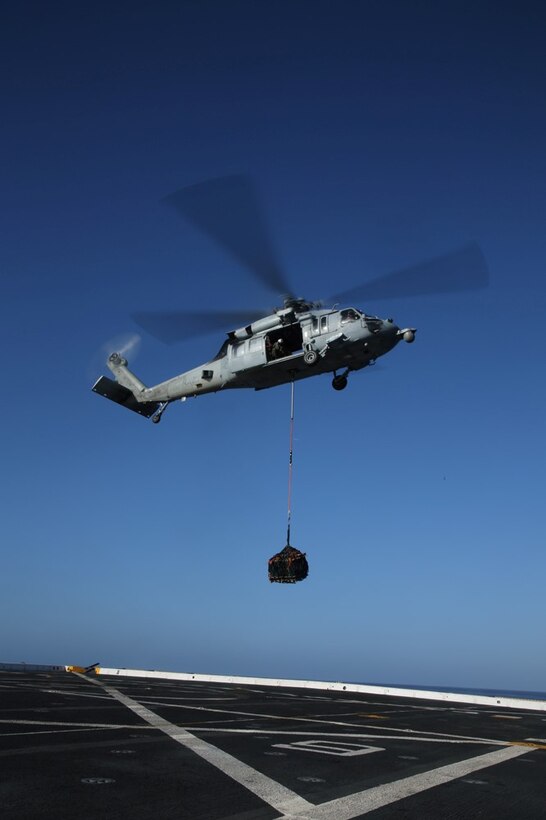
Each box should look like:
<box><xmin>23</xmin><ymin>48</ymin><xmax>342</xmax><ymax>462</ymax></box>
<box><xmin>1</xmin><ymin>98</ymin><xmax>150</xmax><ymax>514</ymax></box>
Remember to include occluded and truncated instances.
<box><xmin>304</xmin><ymin>349</ymin><xmax>318</xmax><ymax>366</ymax></box>
<box><xmin>152</xmin><ymin>414</ymin><xmax>161</xmax><ymax>424</ymax></box>
<box><xmin>332</xmin><ymin>375</ymin><xmax>348</xmax><ymax>391</ymax></box>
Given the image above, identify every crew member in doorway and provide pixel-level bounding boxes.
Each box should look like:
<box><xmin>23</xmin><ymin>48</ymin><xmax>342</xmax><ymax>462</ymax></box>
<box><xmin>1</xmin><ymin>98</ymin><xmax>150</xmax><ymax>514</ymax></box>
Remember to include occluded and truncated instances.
<box><xmin>272</xmin><ymin>337</ymin><xmax>287</xmax><ymax>359</ymax></box>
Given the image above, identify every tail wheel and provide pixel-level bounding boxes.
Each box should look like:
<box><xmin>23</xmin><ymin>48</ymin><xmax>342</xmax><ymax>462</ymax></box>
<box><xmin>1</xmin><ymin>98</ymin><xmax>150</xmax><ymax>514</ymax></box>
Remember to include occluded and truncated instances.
<box><xmin>332</xmin><ymin>375</ymin><xmax>348</xmax><ymax>391</ymax></box>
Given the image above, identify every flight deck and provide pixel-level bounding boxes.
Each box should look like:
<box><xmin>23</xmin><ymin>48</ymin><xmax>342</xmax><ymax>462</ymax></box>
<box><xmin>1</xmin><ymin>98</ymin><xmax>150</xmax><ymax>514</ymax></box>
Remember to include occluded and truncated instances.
<box><xmin>2</xmin><ymin>667</ymin><xmax>546</xmax><ymax>819</ymax></box>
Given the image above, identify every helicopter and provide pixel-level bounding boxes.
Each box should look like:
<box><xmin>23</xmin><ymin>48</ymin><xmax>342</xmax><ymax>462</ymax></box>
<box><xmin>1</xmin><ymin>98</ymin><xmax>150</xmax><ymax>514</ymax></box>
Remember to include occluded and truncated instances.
<box><xmin>92</xmin><ymin>176</ymin><xmax>489</xmax><ymax>424</ymax></box>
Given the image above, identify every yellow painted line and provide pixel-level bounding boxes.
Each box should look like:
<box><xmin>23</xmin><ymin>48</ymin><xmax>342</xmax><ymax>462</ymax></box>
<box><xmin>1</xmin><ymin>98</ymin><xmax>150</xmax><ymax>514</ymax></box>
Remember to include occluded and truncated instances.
<box><xmin>66</xmin><ymin>666</ymin><xmax>86</xmax><ymax>674</ymax></box>
<box><xmin>359</xmin><ymin>714</ymin><xmax>388</xmax><ymax>720</ymax></box>
<box><xmin>510</xmin><ymin>741</ymin><xmax>546</xmax><ymax>750</ymax></box>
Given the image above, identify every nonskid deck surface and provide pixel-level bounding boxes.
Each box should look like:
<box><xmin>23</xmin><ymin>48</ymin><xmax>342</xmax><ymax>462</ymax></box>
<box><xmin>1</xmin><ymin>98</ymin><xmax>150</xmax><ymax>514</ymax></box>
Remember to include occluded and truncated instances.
<box><xmin>2</xmin><ymin>669</ymin><xmax>546</xmax><ymax>819</ymax></box>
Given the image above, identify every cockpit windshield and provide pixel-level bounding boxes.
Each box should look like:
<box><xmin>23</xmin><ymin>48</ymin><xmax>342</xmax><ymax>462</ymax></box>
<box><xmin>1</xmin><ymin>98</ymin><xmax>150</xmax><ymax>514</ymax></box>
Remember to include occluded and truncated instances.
<box><xmin>340</xmin><ymin>308</ymin><xmax>361</xmax><ymax>324</ymax></box>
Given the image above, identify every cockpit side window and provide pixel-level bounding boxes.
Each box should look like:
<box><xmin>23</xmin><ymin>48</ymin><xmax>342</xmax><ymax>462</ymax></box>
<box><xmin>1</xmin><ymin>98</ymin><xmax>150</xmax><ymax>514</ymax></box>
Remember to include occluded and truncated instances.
<box><xmin>340</xmin><ymin>308</ymin><xmax>360</xmax><ymax>324</ymax></box>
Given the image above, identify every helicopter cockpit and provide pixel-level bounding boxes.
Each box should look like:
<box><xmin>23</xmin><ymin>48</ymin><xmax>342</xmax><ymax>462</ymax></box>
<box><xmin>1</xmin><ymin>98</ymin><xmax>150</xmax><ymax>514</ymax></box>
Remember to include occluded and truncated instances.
<box><xmin>340</xmin><ymin>307</ymin><xmax>361</xmax><ymax>323</ymax></box>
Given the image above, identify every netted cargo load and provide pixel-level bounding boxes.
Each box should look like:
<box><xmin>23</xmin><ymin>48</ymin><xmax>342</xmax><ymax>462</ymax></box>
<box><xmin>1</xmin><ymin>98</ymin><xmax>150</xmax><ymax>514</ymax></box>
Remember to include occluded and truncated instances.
<box><xmin>268</xmin><ymin>545</ymin><xmax>308</xmax><ymax>583</ymax></box>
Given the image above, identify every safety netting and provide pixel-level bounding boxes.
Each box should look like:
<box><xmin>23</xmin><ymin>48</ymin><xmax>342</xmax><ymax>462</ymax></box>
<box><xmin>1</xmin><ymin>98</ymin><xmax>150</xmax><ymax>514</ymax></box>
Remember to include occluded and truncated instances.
<box><xmin>268</xmin><ymin>545</ymin><xmax>308</xmax><ymax>583</ymax></box>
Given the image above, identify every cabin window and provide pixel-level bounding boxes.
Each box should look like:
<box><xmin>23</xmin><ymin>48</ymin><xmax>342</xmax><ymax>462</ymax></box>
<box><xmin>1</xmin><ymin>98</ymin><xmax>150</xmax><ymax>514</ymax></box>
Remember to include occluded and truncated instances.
<box><xmin>320</xmin><ymin>316</ymin><xmax>328</xmax><ymax>332</ymax></box>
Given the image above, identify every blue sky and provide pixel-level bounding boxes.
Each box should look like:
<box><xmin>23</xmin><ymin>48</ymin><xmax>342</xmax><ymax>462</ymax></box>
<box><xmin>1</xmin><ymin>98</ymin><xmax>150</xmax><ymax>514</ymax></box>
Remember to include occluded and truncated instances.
<box><xmin>2</xmin><ymin>1</ymin><xmax>545</xmax><ymax>692</ymax></box>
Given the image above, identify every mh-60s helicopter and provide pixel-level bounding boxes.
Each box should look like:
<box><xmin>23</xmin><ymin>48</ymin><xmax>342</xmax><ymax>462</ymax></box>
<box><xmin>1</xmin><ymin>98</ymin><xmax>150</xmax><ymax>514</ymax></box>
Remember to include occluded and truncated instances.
<box><xmin>92</xmin><ymin>176</ymin><xmax>488</xmax><ymax>424</ymax></box>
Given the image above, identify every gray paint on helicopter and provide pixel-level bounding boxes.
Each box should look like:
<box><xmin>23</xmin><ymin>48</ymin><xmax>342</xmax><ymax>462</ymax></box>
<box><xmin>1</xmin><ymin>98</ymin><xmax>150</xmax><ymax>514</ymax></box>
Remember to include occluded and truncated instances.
<box><xmin>92</xmin><ymin>305</ymin><xmax>416</xmax><ymax>421</ymax></box>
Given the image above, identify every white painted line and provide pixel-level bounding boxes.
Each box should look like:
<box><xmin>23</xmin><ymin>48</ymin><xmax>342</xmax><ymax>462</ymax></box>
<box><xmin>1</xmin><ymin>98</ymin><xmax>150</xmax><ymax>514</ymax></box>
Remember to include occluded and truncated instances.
<box><xmin>273</xmin><ymin>740</ymin><xmax>385</xmax><ymax>757</ymax></box>
<box><xmin>42</xmin><ymin>688</ymin><xmax>112</xmax><ymax>700</ymax></box>
<box><xmin>139</xmin><ymin>696</ymin><xmax>238</xmax><ymax>701</ymax></box>
<box><xmin>285</xmin><ymin>745</ymin><xmax>529</xmax><ymax>820</ymax></box>
<box><xmin>111</xmin><ymin>696</ymin><xmax>506</xmax><ymax>743</ymax></box>
<box><xmin>0</xmin><ymin>719</ymin><xmax>152</xmax><ymax>730</ymax></box>
<box><xmin>0</xmin><ymin>728</ymin><xmax>116</xmax><ymax>738</ymax></box>
<box><xmin>79</xmin><ymin>674</ymin><xmax>313</xmax><ymax>817</ymax></box>
<box><xmin>199</xmin><ymin>728</ymin><xmax>503</xmax><ymax>746</ymax></box>
<box><xmin>110</xmin><ymin>696</ymin><xmax>504</xmax><ymax>744</ymax></box>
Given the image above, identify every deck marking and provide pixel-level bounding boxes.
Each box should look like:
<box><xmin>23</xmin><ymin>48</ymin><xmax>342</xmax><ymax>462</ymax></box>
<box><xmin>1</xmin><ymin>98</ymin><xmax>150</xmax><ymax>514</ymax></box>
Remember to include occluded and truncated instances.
<box><xmin>0</xmin><ymin>719</ymin><xmax>151</xmax><ymax>730</ymax></box>
<box><xmin>0</xmin><ymin>728</ymin><xmax>113</xmax><ymax>738</ymax></box>
<box><xmin>192</xmin><ymin>727</ymin><xmax>504</xmax><ymax>746</ymax></box>
<box><xmin>273</xmin><ymin>740</ymin><xmax>385</xmax><ymax>757</ymax></box>
<box><xmin>278</xmin><ymin>745</ymin><xmax>529</xmax><ymax>819</ymax></box>
<box><xmin>73</xmin><ymin>676</ymin><xmax>534</xmax><ymax>820</ymax></box>
<box><xmin>122</xmin><ymin>696</ymin><xmax>505</xmax><ymax>744</ymax></box>
<box><xmin>78</xmin><ymin>674</ymin><xmax>313</xmax><ymax>817</ymax></box>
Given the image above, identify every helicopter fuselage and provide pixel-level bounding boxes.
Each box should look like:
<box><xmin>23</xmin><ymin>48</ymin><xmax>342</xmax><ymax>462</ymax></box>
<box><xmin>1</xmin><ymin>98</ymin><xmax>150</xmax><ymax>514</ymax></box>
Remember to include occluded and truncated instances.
<box><xmin>98</xmin><ymin>306</ymin><xmax>415</xmax><ymax>421</ymax></box>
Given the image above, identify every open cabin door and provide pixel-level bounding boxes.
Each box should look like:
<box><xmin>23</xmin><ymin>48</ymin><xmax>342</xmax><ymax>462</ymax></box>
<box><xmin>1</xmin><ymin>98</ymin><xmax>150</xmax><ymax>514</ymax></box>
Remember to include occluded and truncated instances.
<box><xmin>264</xmin><ymin>324</ymin><xmax>304</xmax><ymax>362</ymax></box>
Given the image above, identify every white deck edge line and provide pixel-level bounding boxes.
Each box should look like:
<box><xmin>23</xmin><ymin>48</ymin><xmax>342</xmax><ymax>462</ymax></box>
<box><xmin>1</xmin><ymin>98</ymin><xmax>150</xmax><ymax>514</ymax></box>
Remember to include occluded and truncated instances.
<box><xmin>95</xmin><ymin>668</ymin><xmax>546</xmax><ymax>712</ymax></box>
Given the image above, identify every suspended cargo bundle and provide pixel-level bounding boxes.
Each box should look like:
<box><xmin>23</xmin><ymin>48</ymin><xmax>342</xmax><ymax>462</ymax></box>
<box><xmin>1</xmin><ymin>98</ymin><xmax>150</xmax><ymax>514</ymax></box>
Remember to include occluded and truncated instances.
<box><xmin>268</xmin><ymin>545</ymin><xmax>308</xmax><ymax>584</ymax></box>
<box><xmin>268</xmin><ymin>382</ymin><xmax>308</xmax><ymax>583</ymax></box>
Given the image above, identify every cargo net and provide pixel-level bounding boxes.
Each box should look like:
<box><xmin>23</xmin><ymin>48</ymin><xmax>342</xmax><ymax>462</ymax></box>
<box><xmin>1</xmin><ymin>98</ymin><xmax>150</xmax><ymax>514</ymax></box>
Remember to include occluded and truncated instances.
<box><xmin>268</xmin><ymin>545</ymin><xmax>308</xmax><ymax>584</ymax></box>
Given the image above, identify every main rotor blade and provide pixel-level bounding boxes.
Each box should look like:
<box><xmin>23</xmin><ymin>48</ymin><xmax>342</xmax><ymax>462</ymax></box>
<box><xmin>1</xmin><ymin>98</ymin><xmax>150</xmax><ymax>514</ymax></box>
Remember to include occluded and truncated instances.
<box><xmin>132</xmin><ymin>309</ymin><xmax>264</xmax><ymax>344</ymax></box>
<box><xmin>163</xmin><ymin>175</ymin><xmax>292</xmax><ymax>297</ymax></box>
<box><xmin>328</xmin><ymin>242</ymin><xmax>489</xmax><ymax>305</ymax></box>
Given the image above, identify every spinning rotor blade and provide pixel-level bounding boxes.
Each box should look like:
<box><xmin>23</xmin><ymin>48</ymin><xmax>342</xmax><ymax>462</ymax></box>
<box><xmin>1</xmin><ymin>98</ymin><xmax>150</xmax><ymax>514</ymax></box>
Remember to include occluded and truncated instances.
<box><xmin>164</xmin><ymin>175</ymin><xmax>292</xmax><ymax>297</ymax></box>
<box><xmin>328</xmin><ymin>242</ymin><xmax>489</xmax><ymax>305</ymax></box>
<box><xmin>132</xmin><ymin>309</ymin><xmax>264</xmax><ymax>344</ymax></box>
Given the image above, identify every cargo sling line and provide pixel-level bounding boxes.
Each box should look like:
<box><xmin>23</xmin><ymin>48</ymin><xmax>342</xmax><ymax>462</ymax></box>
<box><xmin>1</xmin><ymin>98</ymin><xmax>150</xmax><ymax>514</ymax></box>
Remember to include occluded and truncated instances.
<box><xmin>268</xmin><ymin>380</ymin><xmax>309</xmax><ymax>583</ymax></box>
<box><xmin>286</xmin><ymin>379</ymin><xmax>295</xmax><ymax>547</ymax></box>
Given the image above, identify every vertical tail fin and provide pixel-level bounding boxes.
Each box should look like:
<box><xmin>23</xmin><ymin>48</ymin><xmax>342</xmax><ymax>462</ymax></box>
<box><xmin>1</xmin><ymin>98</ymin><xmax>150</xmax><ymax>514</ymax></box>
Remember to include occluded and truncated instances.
<box><xmin>92</xmin><ymin>353</ymin><xmax>159</xmax><ymax>418</ymax></box>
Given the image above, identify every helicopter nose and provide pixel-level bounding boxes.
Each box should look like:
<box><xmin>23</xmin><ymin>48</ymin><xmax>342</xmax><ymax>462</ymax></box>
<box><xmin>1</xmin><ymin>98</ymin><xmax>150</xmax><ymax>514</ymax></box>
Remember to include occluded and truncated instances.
<box><xmin>382</xmin><ymin>319</ymin><xmax>400</xmax><ymax>341</ymax></box>
<box><xmin>396</xmin><ymin>327</ymin><xmax>417</xmax><ymax>343</ymax></box>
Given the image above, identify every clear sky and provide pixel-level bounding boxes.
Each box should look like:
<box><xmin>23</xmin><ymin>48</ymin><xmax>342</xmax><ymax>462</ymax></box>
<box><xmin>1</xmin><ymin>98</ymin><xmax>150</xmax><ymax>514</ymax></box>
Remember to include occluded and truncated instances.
<box><xmin>2</xmin><ymin>1</ymin><xmax>545</xmax><ymax>692</ymax></box>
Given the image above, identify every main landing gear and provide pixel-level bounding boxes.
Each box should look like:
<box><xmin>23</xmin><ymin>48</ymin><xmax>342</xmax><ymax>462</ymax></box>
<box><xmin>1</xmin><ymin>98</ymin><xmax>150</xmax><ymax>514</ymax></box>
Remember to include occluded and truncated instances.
<box><xmin>332</xmin><ymin>369</ymin><xmax>350</xmax><ymax>391</ymax></box>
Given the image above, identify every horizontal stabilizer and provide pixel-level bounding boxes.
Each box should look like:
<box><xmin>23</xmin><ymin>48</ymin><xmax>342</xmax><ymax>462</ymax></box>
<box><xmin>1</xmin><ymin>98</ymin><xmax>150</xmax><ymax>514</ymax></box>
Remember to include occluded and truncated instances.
<box><xmin>92</xmin><ymin>376</ymin><xmax>159</xmax><ymax>418</ymax></box>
